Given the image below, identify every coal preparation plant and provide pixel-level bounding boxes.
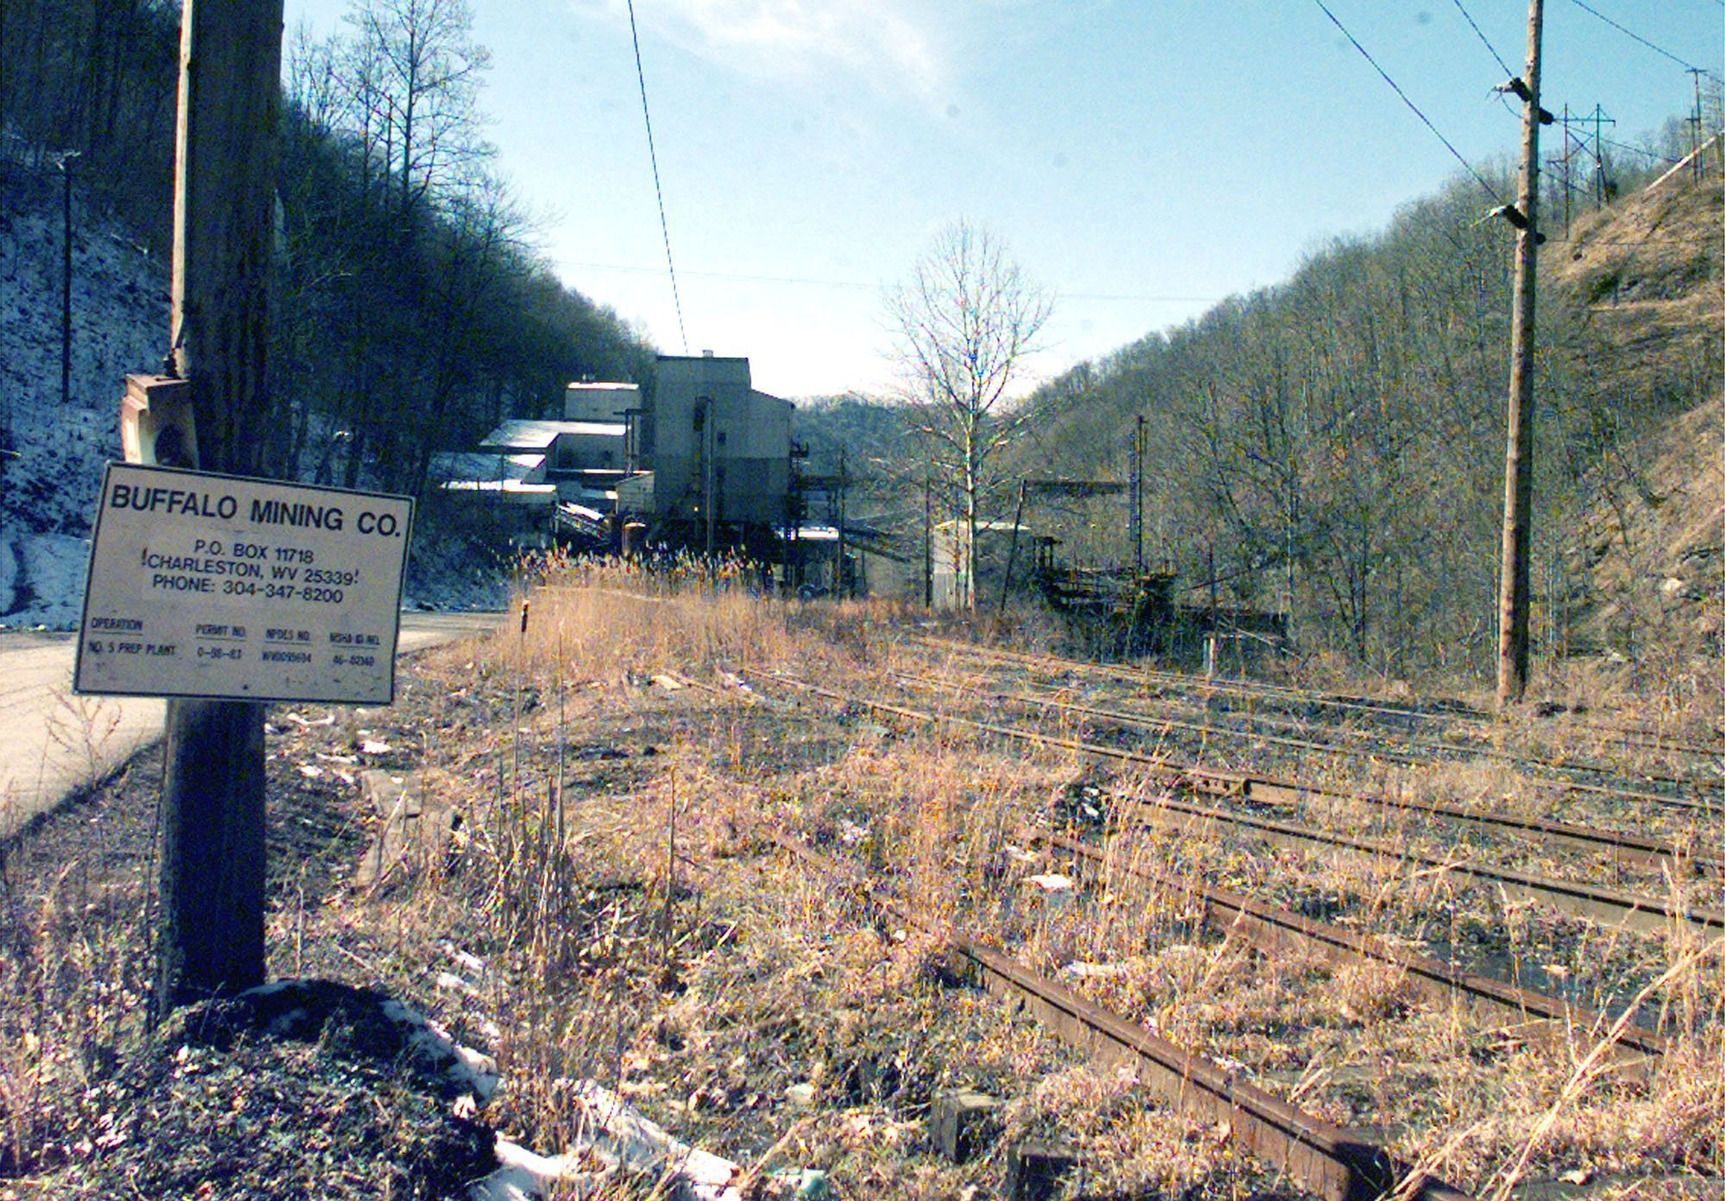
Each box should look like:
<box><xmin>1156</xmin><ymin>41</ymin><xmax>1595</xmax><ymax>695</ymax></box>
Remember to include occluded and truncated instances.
<box><xmin>613</xmin><ymin>352</ymin><xmax>796</xmax><ymax>561</ymax></box>
<box><xmin>432</xmin><ymin>351</ymin><xmax>850</xmax><ymax>586</ymax></box>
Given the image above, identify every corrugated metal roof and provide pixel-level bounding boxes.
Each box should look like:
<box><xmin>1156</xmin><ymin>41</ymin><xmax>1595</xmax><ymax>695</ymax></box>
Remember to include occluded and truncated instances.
<box><xmin>479</xmin><ymin>419</ymin><xmax>626</xmax><ymax>451</ymax></box>
<box><xmin>441</xmin><ymin>479</ymin><xmax>556</xmax><ymax>496</ymax></box>
<box><xmin>428</xmin><ymin>451</ymin><xmax>546</xmax><ymax>482</ymax></box>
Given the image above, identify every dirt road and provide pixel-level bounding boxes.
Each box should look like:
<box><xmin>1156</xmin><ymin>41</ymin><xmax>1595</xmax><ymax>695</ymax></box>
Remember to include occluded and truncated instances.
<box><xmin>0</xmin><ymin>610</ymin><xmax>502</xmax><ymax>840</ymax></box>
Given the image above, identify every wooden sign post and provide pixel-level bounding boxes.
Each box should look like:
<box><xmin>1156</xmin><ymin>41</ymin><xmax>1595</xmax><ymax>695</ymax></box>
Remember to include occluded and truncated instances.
<box><xmin>153</xmin><ymin>0</ymin><xmax>286</xmax><ymax>1010</ymax></box>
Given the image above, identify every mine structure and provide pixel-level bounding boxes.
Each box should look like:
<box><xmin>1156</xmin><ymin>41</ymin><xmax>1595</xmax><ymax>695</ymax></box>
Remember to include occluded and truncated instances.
<box><xmin>439</xmin><ymin>359</ymin><xmax>1285</xmax><ymax>645</ymax></box>
<box><xmin>440</xmin><ymin>352</ymin><xmax>861</xmax><ymax>592</ymax></box>
<box><xmin>615</xmin><ymin>352</ymin><xmax>793</xmax><ymax>561</ymax></box>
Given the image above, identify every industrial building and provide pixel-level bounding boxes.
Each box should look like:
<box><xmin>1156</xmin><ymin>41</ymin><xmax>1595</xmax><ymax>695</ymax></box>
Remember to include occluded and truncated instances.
<box><xmin>434</xmin><ymin>353</ymin><xmax>841</xmax><ymax>581</ymax></box>
<box><xmin>615</xmin><ymin>353</ymin><xmax>792</xmax><ymax>555</ymax></box>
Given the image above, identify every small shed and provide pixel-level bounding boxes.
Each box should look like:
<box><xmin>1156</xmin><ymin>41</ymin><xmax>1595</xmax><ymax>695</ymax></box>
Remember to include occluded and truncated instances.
<box><xmin>931</xmin><ymin>519</ymin><xmax>1056</xmax><ymax>611</ymax></box>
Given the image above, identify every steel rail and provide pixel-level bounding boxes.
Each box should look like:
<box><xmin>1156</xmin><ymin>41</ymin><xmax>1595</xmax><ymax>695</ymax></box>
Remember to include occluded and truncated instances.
<box><xmin>910</xmin><ymin>635</ymin><xmax>1725</xmax><ymax>771</ymax></box>
<box><xmin>1030</xmin><ymin>830</ymin><xmax>1668</xmax><ymax>1069</ymax></box>
<box><xmin>768</xmin><ymin>674</ymin><xmax>1725</xmax><ymax>936</ymax></box>
<box><xmin>766</xmin><ymin>830</ymin><xmax>1474</xmax><ymax>1201</ymax></box>
<box><xmin>909</xmin><ymin>633</ymin><xmax>1476</xmax><ymax>722</ymax></box>
<box><xmin>903</xmin><ymin>664</ymin><xmax>1721</xmax><ymax>805</ymax></box>
<box><xmin>903</xmin><ymin>635</ymin><xmax>1725</xmax><ymax>811</ymax></box>
<box><xmin>1117</xmin><ymin>791</ymin><xmax>1725</xmax><ymax>938</ymax></box>
<box><xmin>887</xmin><ymin>668</ymin><xmax>1725</xmax><ymax>873</ymax></box>
<box><xmin>1562</xmin><ymin>719</ymin><xmax>1725</xmax><ymax>760</ymax></box>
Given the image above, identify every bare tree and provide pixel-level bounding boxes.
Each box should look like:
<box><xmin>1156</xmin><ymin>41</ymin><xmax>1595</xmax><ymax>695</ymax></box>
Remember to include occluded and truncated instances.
<box><xmin>345</xmin><ymin>0</ymin><xmax>491</xmax><ymax>223</ymax></box>
<box><xmin>888</xmin><ymin>220</ymin><xmax>1051</xmax><ymax>609</ymax></box>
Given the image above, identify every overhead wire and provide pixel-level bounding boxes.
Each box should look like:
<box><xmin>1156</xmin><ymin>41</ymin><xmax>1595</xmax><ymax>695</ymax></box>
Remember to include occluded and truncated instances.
<box><xmin>1598</xmin><ymin>134</ymin><xmax>1683</xmax><ymax>161</ymax></box>
<box><xmin>1565</xmin><ymin>0</ymin><xmax>1723</xmax><ymax>82</ymax></box>
<box><xmin>624</xmin><ymin>0</ymin><xmax>689</xmax><ymax>353</ymax></box>
<box><xmin>1452</xmin><ymin>0</ymin><xmax>1643</xmax><ymax>190</ymax></box>
<box><xmin>559</xmin><ymin>259</ymin><xmax>1226</xmax><ymax>304</ymax></box>
<box><xmin>1310</xmin><ymin>0</ymin><xmax>1506</xmax><ymax>205</ymax></box>
<box><xmin>1449</xmin><ymin>0</ymin><xmax>1515</xmax><ymax>77</ymax></box>
<box><xmin>1454</xmin><ymin>0</ymin><xmax>1585</xmax><ymax>162</ymax></box>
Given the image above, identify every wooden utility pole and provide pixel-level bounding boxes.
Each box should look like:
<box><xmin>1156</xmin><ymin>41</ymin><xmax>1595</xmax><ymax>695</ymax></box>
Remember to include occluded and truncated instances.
<box><xmin>1689</xmin><ymin>69</ymin><xmax>1708</xmax><ymax>179</ymax></box>
<box><xmin>998</xmin><ymin>479</ymin><xmax>1027</xmax><ymax>616</ymax></box>
<box><xmin>835</xmin><ymin>448</ymin><xmax>847</xmax><ymax>598</ymax></box>
<box><xmin>57</xmin><ymin>151</ymin><xmax>79</xmax><ymax>408</ymax></box>
<box><xmin>1129</xmin><ymin>414</ymin><xmax>1145</xmax><ymax>575</ymax></box>
<box><xmin>1206</xmin><ymin>543</ymin><xmax>1219</xmax><ymax>680</ymax></box>
<box><xmin>922</xmin><ymin>470</ymin><xmax>933</xmax><ymax>607</ymax></box>
<box><xmin>1496</xmin><ymin>0</ymin><xmax>1543</xmax><ymax>709</ymax></box>
<box><xmin>157</xmin><ymin>0</ymin><xmax>285</xmax><ymax>1010</ymax></box>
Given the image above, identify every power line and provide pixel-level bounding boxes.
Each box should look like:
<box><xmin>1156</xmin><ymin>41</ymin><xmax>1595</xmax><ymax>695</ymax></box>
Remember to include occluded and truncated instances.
<box><xmin>1310</xmin><ymin>0</ymin><xmax>1505</xmax><ymax>205</ymax></box>
<box><xmin>561</xmin><ymin>259</ymin><xmax>1225</xmax><ymax>304</ymax></box>
<box><xmin>1548</xmin><ymin>234</ymin><xmax>1716</xmax><ymax>246</ymax></box>
<box><xmin>625</xmin><ymin>0</ymin><xmax>688</xmax><ymax>353</ymax></box>
<box><xmin>1565</xmin><ymin>0</ymin><xmax>1721</xmax><ymax>81</ymax></box>
<box><xmin>1597</xmin><ymin>134</ymin><xmax>1682</xmax><ymax>161</ymax></box>
<box><xmin>569</xmin><ymin>260</ymin><xmax>880</xmax><ymax>289</ymax></box>
<box><xmin>1450</xmin><ymin>0</ymin><xmax>1514</xmax><ymax>76</ymax></box>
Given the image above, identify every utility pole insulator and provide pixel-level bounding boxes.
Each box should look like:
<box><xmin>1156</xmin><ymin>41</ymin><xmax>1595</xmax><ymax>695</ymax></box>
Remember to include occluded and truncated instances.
<box><xmin>1494</xmin><ymin>77</ymin><xmax>1553</xmax><ymax>124</ymax></box>
<box><xmin>1489</xmin><ymin>204</ymin><xmax>1548</xmax><ymax>245</ymax></box>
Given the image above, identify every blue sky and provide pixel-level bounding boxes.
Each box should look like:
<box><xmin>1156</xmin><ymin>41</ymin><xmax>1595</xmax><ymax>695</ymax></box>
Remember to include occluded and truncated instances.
<box><xmin>281</xmin><ymin>0</ymin><xmax>1723</xmax><ymax>400</ymax></box>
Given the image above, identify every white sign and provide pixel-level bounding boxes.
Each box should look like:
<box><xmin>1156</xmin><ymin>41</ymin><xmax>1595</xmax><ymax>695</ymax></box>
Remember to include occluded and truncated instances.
<box><xmin>75</xmin><ymin>464</ymin><xmax>415</xmax><ymax>704</ymax></box>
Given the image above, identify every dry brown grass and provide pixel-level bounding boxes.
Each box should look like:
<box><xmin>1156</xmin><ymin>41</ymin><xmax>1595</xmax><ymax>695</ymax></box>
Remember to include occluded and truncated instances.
<box><xmin>0</xmin><ymin>767</ymin><xmax>155</xmax><ymax>1182</ymax></box>
<box><xmin>5</xmin><ymin>564</ymin><xmax>1724</xmax><ymax>1198</ymax></box>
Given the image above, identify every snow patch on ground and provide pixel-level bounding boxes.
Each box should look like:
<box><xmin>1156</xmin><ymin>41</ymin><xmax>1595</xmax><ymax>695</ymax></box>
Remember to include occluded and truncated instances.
<box><xmin>402</xmin><ymin>527</ymin><xmax>514</xmax><ymax>612</ymax></box>
<box><xmin>8</xmin><ymin>533</ymin><xmax>91</xmax><ymax>627</ymax></box>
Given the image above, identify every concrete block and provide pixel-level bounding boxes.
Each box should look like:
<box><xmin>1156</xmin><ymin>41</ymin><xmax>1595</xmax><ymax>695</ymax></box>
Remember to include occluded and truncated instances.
<box><xmin>1004</xmin><ymin>1139</ymin><xmax>1076</xmax><ymax>1201</ymax></box>
<box><xmin>930</xmin><ymin>1089</ymin><xmax>1001</xmax><ymax>1163</ymax></box>
<box><xmin>353</xmin><ymin>770</ymin><xmax>457</xmax><ymax>891</ymax></box>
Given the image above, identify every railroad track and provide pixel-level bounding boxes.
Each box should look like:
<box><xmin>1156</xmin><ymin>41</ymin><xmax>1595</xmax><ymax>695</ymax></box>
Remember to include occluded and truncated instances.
<box><xmin>927</xmin><ymin>635</ymin><xmax>1725</xmax><ymax>761</ymax></box>
<box><xmin>904</xmin><ymin>640</ymin><xmax>1725</xmax><ymax>812</ymax></box>
<box><xmin>894</xmin><ymin>662</ymin><xmax>1724</xmax><ymax>811</ymax></box>
<box><xmin>890</xmin><ymin>666</ymin><xmax>1725</xmax><ymax>837</ymax></box>
<box><xmin>767</xmin><ymin>673</ymin><xmax>1725</xmax><ymax>936</ymax></box>
<box><xmin>1028</xmin><ymin>827</ymin><xmax>1668</xmax><ymax>1070</ymax></box>
<box><xmin>1119</xmin><ymin>789</ymin><xmax>1725</xmax><ymax>936</ymax></box>
<box><xmin>767</xmin><ymin>829</ymin><xmax>1476</xmax><ymax>1201</ymax></box>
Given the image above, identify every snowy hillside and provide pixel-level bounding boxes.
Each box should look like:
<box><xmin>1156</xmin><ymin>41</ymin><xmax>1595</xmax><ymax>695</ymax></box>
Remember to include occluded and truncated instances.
<box><xmin>0</xmin><ymin>163</ymin><xmax>512</xmax><ymax>627</ymax></box>
<box><xmin>0</xmin><ymin>165</ymin><xmax>169</xmax><ymax>629</ymax></box>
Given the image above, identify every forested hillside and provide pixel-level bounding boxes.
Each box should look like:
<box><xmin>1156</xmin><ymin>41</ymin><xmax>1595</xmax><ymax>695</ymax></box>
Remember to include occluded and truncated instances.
<box><xmin>1004</xmin><ymin>153</ymin><xmax>1721</xmax><ymax>682</ymax></box>
<box><xmin>1554</xmin><ymin>175</ymin><xmax>1725</xmax><ymax>680</ymax></box>
<box><xmin>784</xmin><ymin>152</ymin><xmax>1722</xmax><ymax>686</ymax></box>
<box><xmin>1</xmin><ymin>0</ymin><xmax>652</xmax><ymax>499</ymax></box>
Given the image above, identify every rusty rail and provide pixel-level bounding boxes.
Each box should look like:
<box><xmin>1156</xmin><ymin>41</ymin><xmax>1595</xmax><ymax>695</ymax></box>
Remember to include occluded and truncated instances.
<box><xmin>890</xmin><ymin>668</ymin><xmax>1723</xmax><ymax>876</ymax></box>
<box><xmin>1032</xmin><ymin>830</ymin><xmax>1667</xmax><ymax>1069</ymax></box>
<box><xmin>766</xmin><ymin>830</ymin><xmax>1475</xmax><ymax>1201</ymax></box>
<box><xmin>910</xmin><ymin>636</ymin><xmax>1725</xmax><ymax>799</ymax></box>
<box><xmin>768</xmin><ymin>674</ymin><xmax>1725</xmax><ymax>936</ymax></box>
<box><xmin>1118</xmin><ymin>792</ymin><xmax>1725</xmax><ymax>937</ymax></box>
